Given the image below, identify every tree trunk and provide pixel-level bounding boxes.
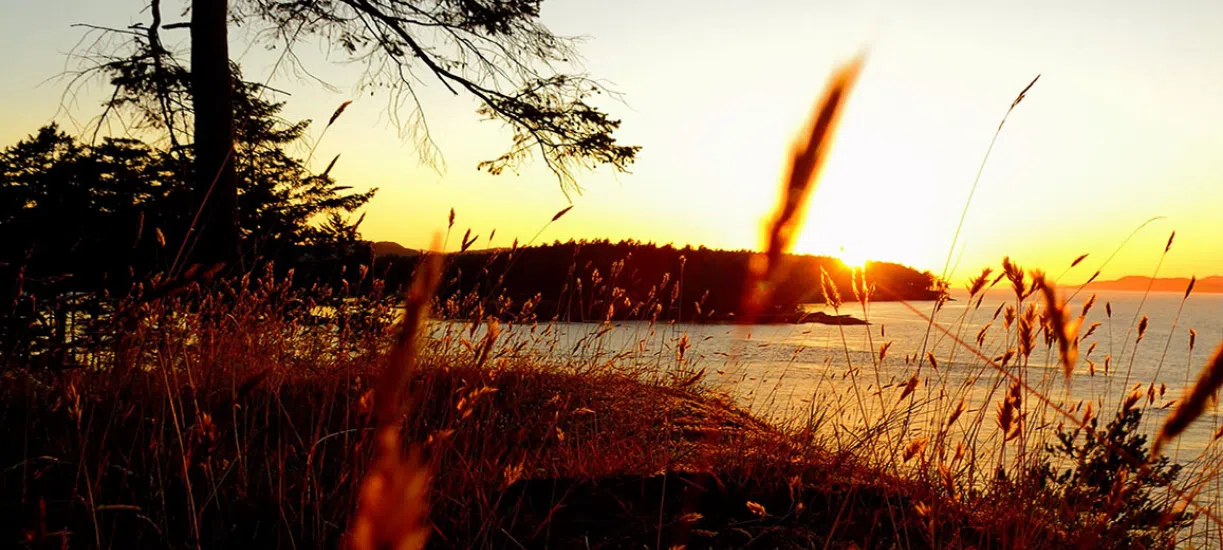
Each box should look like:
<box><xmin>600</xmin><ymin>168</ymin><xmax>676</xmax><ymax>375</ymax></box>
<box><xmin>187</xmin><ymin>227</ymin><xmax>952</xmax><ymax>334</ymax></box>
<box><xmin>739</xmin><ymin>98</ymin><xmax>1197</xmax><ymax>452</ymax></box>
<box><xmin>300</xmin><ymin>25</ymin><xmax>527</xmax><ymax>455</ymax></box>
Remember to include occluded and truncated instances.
<box><xmin>190</xmin><ymin>0</ymin><xmax>238</xmax><ymax>267</ymax></box>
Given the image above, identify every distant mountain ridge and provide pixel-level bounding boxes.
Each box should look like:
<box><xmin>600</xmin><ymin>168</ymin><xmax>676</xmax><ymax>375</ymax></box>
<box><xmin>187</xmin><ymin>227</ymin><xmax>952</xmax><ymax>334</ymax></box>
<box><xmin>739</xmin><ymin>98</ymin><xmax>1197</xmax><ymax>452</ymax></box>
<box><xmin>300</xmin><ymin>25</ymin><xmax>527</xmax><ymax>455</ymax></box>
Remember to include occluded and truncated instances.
<box><xmin>1078</xmin><ymin>275</ymin><xmax>1223</xmax><ymax>293</ymax></box>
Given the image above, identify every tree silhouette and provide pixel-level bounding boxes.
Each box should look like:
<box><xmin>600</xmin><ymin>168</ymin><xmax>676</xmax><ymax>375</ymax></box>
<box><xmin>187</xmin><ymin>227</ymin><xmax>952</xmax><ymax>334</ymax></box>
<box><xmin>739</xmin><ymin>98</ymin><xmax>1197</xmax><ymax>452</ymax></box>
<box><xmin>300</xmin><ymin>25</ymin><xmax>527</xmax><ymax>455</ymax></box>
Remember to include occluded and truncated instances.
<box><xmin>69</xmin><ymin>0</ymin><xmax>640</xmax><ymax>267</ymax></box>
<box><xmin>373</xmin><ymin>240</ymin><xmax>939</xmax><ymax>322</ymax></box>
<box><xmin>190</xmin><ymin>0</ymin><xmax>240</xmax><ymax>268</ymax></box>
<box><xmin>0</xmin><ymin>86</ymin><xmax>373</xmax><ymax>366</ymax></box>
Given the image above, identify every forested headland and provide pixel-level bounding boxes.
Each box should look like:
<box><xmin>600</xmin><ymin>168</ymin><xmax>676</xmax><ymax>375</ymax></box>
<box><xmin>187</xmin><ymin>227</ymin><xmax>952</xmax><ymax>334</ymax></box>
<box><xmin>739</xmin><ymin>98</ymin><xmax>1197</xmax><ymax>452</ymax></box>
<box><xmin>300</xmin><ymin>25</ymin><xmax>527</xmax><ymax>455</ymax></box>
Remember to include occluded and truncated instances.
<box><xmin>375</xmin><ymin>240</ymin><xmax>941</xmax><ymax>323</ymax></box>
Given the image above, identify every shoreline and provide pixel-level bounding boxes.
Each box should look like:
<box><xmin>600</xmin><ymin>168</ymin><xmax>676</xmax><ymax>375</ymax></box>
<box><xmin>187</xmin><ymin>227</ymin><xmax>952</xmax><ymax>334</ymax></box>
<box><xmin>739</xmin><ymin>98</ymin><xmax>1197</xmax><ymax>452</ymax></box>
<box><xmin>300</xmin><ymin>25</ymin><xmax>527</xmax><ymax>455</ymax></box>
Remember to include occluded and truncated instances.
<box><xmin>440</xmin><ymin>310</ymin><xmax>872</xmax><ymax>326</ymax></box>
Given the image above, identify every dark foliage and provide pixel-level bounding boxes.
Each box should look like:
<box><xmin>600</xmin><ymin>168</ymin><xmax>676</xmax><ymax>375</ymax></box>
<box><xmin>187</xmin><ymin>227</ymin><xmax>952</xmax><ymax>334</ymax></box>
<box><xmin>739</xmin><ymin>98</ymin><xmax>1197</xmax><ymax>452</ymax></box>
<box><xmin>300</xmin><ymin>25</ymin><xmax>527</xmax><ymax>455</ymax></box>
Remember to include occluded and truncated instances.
<box><xmin>0</xmin><ymin>85</ymin><xmax>373</xmax><ymax>368</ymax></box>
<box><xmin>1024</xmin><ymin>407</ymin><xmax>1191</xmax><ymax>548</ymax></box>
<box><xmin>374</xmin><ymin>239</ymin><xmax>939</xmax><ymax>322</ymax></box>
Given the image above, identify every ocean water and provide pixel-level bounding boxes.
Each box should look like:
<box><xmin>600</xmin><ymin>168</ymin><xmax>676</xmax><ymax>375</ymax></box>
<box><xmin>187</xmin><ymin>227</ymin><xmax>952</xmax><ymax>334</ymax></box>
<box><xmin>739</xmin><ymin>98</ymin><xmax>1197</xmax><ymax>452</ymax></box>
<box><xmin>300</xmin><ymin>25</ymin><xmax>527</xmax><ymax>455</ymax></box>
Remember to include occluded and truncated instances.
<box><xmin>477</xmin><ymin>287</ymin><xmax>1223</xmax><ymax>480</ymax></box>
<box><xmin>430</xmin><ymin>286</ymin><xmax>1223</xmax><ymax>543</ymax></box>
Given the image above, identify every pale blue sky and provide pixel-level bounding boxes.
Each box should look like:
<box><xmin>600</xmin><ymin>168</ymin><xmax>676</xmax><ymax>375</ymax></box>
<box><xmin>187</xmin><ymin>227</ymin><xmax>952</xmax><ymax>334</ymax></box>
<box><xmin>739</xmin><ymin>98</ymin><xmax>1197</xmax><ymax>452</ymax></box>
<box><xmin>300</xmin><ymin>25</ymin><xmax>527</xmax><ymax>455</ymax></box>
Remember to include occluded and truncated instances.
<box><xmin>3</xmin><ymin>0</ymin><xmax>1223</xmax><ymax>281</ymax></box>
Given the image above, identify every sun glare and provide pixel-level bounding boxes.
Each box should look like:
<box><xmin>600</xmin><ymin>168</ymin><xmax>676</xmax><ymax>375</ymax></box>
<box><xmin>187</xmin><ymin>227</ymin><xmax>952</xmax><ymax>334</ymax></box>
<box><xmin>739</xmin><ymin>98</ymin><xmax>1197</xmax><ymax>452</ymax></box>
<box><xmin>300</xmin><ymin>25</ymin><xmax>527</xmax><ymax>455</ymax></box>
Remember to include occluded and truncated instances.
<box><xmin>786</xmin><ymin>90</ymin><xmax>969</xmax><ymax>275</ymax></box>
<box><xmin>836</xmin><ymin>245</ymin><xmax>868</xmax><ymax>270</ymax></box>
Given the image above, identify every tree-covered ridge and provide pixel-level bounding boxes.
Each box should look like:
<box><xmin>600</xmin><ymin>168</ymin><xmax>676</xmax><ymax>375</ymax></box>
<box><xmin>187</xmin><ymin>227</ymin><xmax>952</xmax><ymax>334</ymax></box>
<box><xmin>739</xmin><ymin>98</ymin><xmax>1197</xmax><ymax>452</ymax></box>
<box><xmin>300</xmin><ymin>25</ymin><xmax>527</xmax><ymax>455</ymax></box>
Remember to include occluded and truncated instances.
<box><xmin>378</xmin><ymin>239</ymin><xmax>940</xmax><ymax>322</ymax></box>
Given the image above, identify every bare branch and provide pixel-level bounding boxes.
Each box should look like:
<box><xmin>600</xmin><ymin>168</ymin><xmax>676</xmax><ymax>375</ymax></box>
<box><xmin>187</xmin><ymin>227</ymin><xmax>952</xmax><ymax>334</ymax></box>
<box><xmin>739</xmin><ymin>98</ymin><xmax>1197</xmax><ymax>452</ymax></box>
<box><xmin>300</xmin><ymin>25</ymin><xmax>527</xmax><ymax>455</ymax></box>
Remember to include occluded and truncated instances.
<box><xmin>238</xmin><ymin>0</ymin><xmax>638</xmax><ymax>193</ymax></box>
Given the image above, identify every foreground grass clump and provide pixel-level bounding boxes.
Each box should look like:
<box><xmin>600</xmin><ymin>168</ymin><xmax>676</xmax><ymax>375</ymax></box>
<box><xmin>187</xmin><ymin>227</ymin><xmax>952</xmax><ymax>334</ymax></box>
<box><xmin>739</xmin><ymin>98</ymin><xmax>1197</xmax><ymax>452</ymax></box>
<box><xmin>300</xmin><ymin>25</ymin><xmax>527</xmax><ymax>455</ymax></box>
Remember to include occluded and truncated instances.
<box><xmin>0</xmin><ymin>356</ymin><xmax>1009</xmax><ymax>549</ymax></box>
<box><xmin>0</xmin><ymin>279</ymin><xmax>918</xmax><ymax>549</ymax></box>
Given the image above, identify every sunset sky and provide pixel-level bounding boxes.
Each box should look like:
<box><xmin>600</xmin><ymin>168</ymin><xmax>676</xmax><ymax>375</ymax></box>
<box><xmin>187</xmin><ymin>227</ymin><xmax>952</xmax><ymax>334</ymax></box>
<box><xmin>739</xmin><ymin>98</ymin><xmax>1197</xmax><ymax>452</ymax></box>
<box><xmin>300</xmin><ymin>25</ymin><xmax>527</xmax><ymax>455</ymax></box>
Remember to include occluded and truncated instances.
<box><xmin>2</xmin><ymin>0</ymin><xmax>1221</xmax><ymax>284</ymax></box>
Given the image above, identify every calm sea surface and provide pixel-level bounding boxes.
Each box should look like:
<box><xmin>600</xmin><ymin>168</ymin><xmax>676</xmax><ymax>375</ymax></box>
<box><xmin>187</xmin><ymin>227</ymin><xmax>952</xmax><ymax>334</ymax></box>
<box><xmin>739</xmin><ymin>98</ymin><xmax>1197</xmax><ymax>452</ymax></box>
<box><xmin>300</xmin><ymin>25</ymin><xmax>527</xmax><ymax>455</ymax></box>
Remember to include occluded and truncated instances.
<box><xmin>479</xmin><ymin>288</ymin><xmax>1223</xmax><ymax>463</ymax></box>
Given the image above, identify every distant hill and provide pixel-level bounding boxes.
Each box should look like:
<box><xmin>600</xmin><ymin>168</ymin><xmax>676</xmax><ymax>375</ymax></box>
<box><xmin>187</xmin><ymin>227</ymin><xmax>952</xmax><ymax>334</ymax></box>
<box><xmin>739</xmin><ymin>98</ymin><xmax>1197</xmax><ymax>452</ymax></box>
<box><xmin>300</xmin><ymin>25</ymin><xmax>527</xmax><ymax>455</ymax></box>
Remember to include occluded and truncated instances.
<box><xmin>1079</xmin><ymin>275</ymin><xmax>1223</xmax><ymax>293</ymax></box>
<box><xmin>371</xmin><ymin>241</ymin><xmax>419</xmax><ymax>258</ymax></box>
<box><xmin>370</xmin><ymin>239</ymin><xmax>941</xmax><ymax>322</ymax></box>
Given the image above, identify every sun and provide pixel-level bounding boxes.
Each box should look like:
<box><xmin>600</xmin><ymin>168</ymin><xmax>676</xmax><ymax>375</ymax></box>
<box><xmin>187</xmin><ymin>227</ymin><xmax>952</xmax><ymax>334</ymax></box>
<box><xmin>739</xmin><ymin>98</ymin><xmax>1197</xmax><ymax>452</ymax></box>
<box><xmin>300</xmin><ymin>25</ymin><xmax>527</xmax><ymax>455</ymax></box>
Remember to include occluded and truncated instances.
<box><xmin>837</xmin><ymin>245</ymin><xmax>869</xmax><ymax>270</ymax></box>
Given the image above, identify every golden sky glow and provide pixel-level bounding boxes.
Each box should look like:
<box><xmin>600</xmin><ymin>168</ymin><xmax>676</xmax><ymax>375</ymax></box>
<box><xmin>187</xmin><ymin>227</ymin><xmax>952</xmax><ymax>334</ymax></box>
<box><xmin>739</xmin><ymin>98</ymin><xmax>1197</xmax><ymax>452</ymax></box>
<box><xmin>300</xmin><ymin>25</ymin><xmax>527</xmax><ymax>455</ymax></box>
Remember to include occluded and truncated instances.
<box><xmin>3</xmin><ymin>0</ymin><xmax>1223</xmax><ymax>285</ymax></box>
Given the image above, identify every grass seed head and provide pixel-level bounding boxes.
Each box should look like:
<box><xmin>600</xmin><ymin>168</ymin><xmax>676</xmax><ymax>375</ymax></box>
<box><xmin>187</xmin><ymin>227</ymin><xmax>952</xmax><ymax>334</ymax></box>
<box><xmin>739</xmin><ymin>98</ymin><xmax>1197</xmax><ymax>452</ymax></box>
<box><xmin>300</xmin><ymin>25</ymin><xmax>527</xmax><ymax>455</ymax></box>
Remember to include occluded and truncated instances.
<box><xmin>1153</xmin><ymin>342</ymin><xmax>1223</xmax><ymax>457</ymax></box>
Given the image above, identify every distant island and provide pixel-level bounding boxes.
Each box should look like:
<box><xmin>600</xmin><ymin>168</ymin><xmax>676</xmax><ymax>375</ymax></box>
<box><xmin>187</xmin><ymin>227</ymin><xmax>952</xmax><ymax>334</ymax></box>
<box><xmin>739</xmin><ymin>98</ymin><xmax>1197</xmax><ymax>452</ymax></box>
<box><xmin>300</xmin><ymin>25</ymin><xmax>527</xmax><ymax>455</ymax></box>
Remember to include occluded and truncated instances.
<box><xmin>1076</xmin><ymin>275</ymin><xmax>1223</xmax><ymax>293</ymax></box>
<box><xmin>369</xmin><ymin>239</ymin><xmax>939</xmax><ymax>324</ymax></box>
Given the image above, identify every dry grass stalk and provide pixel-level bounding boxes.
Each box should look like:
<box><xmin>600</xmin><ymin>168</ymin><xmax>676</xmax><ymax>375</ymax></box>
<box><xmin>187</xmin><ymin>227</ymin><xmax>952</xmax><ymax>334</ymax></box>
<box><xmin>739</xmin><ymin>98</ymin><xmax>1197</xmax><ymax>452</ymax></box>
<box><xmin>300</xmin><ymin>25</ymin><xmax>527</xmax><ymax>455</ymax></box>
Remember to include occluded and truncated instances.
<box><xmin>947</xmin><ymin>398</ymin><xmax>966</xmax><ymax>427</ymax></box>
<box><xmin>967</xmin><ymin>267</ymin><xmax>992</xmax><ymax>296</ymax></box>
<box><xmin>851</xmin><ymin>267</ymin><xmax>868</xmax><ymax>309</ymax></box>
<box><xmin>551</xmin><ymin>205</ymin><xmax>574</xmax><ymax>222</ymax></box>
<box><xmin>990</xmin><ymin>271</ymin><xmax>1006</xmax><ymax>288</ymax></box>
<box><xmin>1018</xmin><ymin>303</ymin><xmax>1038</xmax><ymax>358</ymax></box>
<box><xmin>349</xmin><ymin>431</ymin><xmax>431</xmax><ymax>550</ymax></box>
<box><xmin>996</xmin><ymin>396</ymin><xmax>1015</xmax><ymax>436</ymax></box>
<box><xmin>375</xmin><ymin>254</ymin><xmax>442</xmax><ymax>426</ymax></box>
<box><xmin>820</xmin><ymin>266</ymin><xmax>843</xmax><ymax>309</ymax></box>
<box><xmin>1002</xmin><ymin>257</ymin><xmax>1025</xmax><ymax>299</ymax></box>
<box><xmin>1082</xmin><ymin>322</ymin><xmax>1101</xmax><ymax>340</ymax></box>
<box><xmin>746</xmin><ymin>56</ymin><xmax>862</xmax><ymax>319</ymax></box>
<box><xmin>939</xmin><ymin>463</ymin><xmax>956</xmax><ymax>498</ymax></box>
<box><xmin>975</xmin><ymin>323</ymin><xmax>991</xmax><ymax>347</ymax></box>
<box><xmin>898</xmin><ymin>374</ymin><xmax>920</xmax><ymax>402</ymax></box>
<box><xmin>1152</xmin><ymin>342</ymin><xmax>1223</xmax><ymax>457</ymax></box>
<box><xmin>1081</xmin><ymin>294</ymin><xmax>1096</xmax><ymax>318</ymax></box>
<box><xmin>997</xmin><ymin>382</ymin><xmax>1022</xmax><ymax>440</ymax></box>
<box><xmin>474</xmin><ymin>320</ymin><xmax>500</xmax><ymax>369</ymax></box>
<box><xmin>460</xmin><ymin>229</ymin><xmax>479</xmax><ymax>252</ymax></box>
<box><xmin>1033</xmin><ymin>271</ymin><xmax>1081</xmax><ymax>381</ymax></box>
<box><xmin>999</xmin><ymin>349</ymin><xmax>1016</xmax><ymax>369</ymax></box>
<box><xmin>1123</xmin><ymin>385</ymin><xmax>1143</xmax><ymax>411</ymax></box>
<box><xmin>328</xmin><ymin>100</ymin><xmax>354</xmax><ymax>128</ymax></box>
<box><xmin>678</xmin><ymin>512</ymin><xmax>704</xmax><ymax>524</ymax></box>
<box><xmin>349</xmin><ymin>252</ymin><xmax>443</xmax><ymax>550</ymax></box>
<box><xmin>322</xmin><ymin>154</ymin><xmax>341</xmax><ymax>177</ymax></box>
<box><xmin>903</xmin><ymin>437</ymin><xmax>928</xmax><ymax>463</ymax></box>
